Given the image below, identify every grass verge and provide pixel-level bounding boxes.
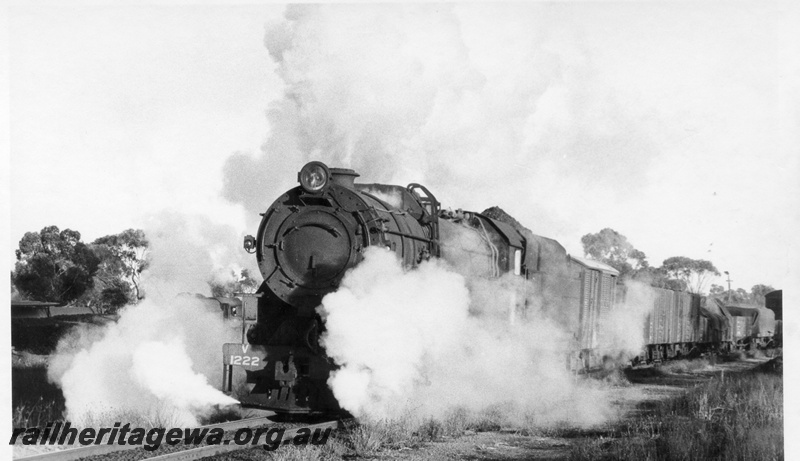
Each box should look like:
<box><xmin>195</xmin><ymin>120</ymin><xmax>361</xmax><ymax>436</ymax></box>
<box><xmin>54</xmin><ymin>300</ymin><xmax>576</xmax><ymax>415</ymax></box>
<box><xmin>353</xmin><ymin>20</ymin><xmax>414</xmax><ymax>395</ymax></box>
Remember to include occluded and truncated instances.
<box><xmin>571</xmin><ymin>359</ymin><xmax>783</xmax><ymax>460</ymax></box>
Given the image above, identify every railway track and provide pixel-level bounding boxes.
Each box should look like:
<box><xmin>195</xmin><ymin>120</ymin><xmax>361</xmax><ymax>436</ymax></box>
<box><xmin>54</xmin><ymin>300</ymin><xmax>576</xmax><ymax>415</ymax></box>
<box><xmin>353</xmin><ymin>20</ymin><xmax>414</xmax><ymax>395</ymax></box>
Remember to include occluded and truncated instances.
<box><xmin>15</xmin><ymin>416</ymin><xmax>279</xmax><ymax>461</ymax></box>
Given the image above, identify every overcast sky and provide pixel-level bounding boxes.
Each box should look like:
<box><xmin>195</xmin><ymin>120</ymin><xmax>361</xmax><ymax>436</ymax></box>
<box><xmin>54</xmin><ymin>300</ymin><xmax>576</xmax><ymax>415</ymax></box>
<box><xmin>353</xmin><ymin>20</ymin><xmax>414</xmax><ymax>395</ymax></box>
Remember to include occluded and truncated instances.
<box><xmin>4</xmin><ymin>1</ymin><xmax>799</xmax><ymax>295</ymax></box>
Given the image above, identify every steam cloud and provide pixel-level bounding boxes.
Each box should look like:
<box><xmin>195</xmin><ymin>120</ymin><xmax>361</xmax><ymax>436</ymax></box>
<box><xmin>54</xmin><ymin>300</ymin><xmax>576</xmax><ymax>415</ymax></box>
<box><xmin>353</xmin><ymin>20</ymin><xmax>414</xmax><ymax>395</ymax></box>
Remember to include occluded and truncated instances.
<box><xmin>48</xmin><ymin>298</ymin><xmax>238</xmax><ymax>426</ymax></box>
<box><xmin>222</xmin><ymin>3</ymin><xmax>792</xmax><ymax>282</ymax></box>
<box><xmin>223</xmin><ymin>4</ymin><xmax>667</xmax><ymax>237</ymax></box>
<box><xmin>599</xmin><ymin>281</ymin><xmax>657</xmax><ymax>358</ymax></box>
<box><xmin>242</xmin><ymin>5</ymin><xmax>661</xmax><ymax>421</ymax></box>
<box><xmin>319</xmin><ymin>248</ymin><xmax>624</xmax><ymax>425</ymax></box>
<box><xmin>47</xmin><ymin>213</ymin><xmax>251</xmax><ymax>426</ymax></box>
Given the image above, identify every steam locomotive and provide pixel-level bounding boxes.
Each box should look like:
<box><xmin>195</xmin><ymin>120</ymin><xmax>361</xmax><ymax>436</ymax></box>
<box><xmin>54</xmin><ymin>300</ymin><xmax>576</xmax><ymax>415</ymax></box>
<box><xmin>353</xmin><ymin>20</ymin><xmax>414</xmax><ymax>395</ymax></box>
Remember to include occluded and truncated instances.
<box><xmin>220</xmin><ymin>161</ymin><xmax>777</xmax><ymax>415</ymax></box>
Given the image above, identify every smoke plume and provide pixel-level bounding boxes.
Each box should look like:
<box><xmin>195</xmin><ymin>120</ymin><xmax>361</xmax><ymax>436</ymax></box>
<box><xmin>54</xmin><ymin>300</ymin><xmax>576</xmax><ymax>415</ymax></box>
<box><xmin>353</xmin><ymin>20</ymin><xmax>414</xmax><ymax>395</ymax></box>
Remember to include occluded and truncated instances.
<box><xmin>319</xmin><ymin>248</ymin><xmax>620</xmax><ymax>425</ymax></box>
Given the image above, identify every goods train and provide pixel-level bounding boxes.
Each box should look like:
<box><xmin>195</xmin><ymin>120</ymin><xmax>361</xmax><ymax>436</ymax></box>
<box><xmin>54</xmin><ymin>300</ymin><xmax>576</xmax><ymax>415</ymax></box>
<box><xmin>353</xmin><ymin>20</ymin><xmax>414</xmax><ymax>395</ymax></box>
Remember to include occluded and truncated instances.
<box><xmin>220</xmin><ymin>161</ymin><xmax>777</xmax><ymax>415</ymax></box>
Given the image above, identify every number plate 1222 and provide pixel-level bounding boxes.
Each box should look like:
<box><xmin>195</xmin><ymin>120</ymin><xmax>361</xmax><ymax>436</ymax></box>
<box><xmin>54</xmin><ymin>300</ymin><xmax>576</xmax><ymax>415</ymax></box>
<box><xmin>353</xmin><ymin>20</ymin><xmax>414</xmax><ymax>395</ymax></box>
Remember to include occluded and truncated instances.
<box><xmin>223</xmin><ymin>343</ymin><xmax>266</xmax><ymax>370</ymax></box>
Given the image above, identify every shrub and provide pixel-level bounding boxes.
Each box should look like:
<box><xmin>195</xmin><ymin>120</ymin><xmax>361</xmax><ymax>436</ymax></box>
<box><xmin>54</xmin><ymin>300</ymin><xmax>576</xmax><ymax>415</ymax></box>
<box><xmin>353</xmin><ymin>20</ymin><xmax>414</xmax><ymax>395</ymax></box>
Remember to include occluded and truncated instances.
<box><xmin>13</xmin><ymin>399</ymin><xmax>64</xmax><ymax>430</ymax></box>
<box><xmin>571</xmin><ymin>364</ymin><xmax>783</xmax><ymax>460</ymax></box>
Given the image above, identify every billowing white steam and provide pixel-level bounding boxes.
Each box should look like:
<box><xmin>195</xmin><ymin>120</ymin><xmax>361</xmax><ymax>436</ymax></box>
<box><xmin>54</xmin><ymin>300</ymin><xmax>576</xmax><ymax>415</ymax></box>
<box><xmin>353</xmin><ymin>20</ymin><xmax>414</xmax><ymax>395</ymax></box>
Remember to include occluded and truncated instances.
<box><xmin>48</xmin><ymin>297</ymin><xmax>239</xmax><ymax>426</ymax></box>
<box><xmin>358</xmin><ymin>187</ymin><xmax>405</xmax><ymax>210</ymax></box>
<box><xmin>48</xmin><ymin>213</ymin><xmax>250</xmax><ymax>426</ymax></box>
<box><xmin>223</xmin><ymin>3</ymin><xmax>694</xmax><ymax>240</ymax></box>
<box><xmin>141</xmin><ymin>211</ymin><xmax>257</xmax><ymax>295</ymax></box>
<box><xmin>598</xmin><ymin>280</ymin><xmax>656</xmax><ymax>357</ymax></box>
<box><xmin>320</xmin><ymin>248</ymin><xmax>619</xmax><ymax>425</ymax></box>
<box><xmin>319</xmin><ymin>248</ymin><xmax>470</xmax><ymax>418</ymax></box>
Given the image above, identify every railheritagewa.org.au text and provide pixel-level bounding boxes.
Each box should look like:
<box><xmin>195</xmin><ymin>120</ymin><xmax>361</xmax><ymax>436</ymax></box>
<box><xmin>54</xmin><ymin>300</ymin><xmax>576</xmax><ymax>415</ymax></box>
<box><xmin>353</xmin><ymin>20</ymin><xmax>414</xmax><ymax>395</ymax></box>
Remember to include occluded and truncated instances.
<box><xmin>10</xmin><ymin>421</ymin><xmax>332</xmax><ymax>451</ymax></box>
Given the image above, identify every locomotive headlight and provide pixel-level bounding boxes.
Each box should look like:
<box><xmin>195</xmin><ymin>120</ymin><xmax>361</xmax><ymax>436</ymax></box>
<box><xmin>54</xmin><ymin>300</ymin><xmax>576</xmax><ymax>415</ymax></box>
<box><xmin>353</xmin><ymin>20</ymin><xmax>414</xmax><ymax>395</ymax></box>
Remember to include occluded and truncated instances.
<box><xmin>243</xmin><ymin>235</ymin><xmax>256</xmax><ymax>254</ymax></box>
<box><xmin>298</xmin><ymin>161</ymin><xmax>330</xmax><ymax>193</ymax></box>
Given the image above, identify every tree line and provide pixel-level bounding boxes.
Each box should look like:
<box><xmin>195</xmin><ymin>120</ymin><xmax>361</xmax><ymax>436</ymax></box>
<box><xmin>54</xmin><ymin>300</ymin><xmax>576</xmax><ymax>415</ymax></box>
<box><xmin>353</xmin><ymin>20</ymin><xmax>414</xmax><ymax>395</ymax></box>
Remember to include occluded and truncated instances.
<box><xmin>11</xmin><ymin>226</ymin><xmax>149</xmax><ymax>312</ymax></box>
<box><xmin>11</xmin><ymin>224</ymin><xmax>772</xmax><ymax>310</ymax></box>
<box><xmin>581</xmin><ymin>228</ymin><xmax>774</xmax><ymax>302</ymax></box>
<box><xmin>11</xmin><ymin>225</ymin><xmax>259</xmax><ymax>312</ymax></box>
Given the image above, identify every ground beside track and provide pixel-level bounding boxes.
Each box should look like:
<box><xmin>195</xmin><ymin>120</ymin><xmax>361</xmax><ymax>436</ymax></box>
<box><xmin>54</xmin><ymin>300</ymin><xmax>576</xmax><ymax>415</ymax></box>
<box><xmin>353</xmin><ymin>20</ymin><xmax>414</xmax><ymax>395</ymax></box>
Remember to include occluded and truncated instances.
<box><xmin>11</xmin><ymin>352</ymin><xmax>781</xmax><ymax>460</ymax></box>
<box><xmin>199</xmin><ymin>353</ymin><xmax>780</xmax><ymax>460</ymax></box>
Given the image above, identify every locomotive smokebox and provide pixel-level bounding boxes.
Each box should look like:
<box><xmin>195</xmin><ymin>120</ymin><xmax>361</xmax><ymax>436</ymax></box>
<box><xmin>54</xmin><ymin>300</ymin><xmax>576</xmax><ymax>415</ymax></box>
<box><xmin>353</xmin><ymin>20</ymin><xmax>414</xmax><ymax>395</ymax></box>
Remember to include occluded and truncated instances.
<box><xmin>256</xmin><ymin>162</ymin><xmax>365</xmax><ymax>312</ymax></box>
<box><xmin>330</xmin><ymin>168</ymin><xmax>359</xmax><ymax>189</ymax></box>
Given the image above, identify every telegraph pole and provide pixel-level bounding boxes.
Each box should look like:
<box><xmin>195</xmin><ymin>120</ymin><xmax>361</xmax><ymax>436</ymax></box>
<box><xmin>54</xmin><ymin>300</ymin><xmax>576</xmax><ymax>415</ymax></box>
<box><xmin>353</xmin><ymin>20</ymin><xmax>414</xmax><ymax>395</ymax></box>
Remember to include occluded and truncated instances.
<box><xmin>724</xmin><ymin>271</ymin><xmax>732</xmax><ymax>303</ymax></box>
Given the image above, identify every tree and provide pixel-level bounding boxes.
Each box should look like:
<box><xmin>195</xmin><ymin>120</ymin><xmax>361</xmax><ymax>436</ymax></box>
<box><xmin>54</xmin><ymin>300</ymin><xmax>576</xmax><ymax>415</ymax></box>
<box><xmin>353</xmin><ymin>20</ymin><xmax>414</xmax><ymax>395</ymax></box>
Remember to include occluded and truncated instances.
<box><xmin>709</xmin><ymin>284</ymin><xmax>726</xmax><ymax>296</ymax></box>
<box><xmin>750</xmin><ymin>284</ymin><xmax>775</xmax><ymax>305</ymax></box>
<box><xmin>659</xmin><ymin>256</ymin><xmax>720</xmax><ymax>295</ymax></box>
<box><xmin>13</xmin><ymin>226</ymin><xmax>100</xmax><ymax>303</ymax></box>
<box><xmin>733</xmin><ymin>288</ymin><xmax>751</xmax><ymax>303</ymax></box>
<box><xmin>92</xmin><ymin>229</ymin><xmax>149</xmax><ymax>301</ymax></box>
<box><xmin>10</xmin><ymin>273</ymin><xmax>21</xmax><ymax>301</ymax></box>
<box><xmin>100</xmin><ymin>279</ymin><xmax>134</xmax><ymax>313</ymax></box>
<box><xmin>580</xmin><ymin>228</ymin><xmax>649</xmax><ymax>278</ymax></box>
<box><xmin>639</xmin><ymin>266</ymin><xmax>687</xmax><ymax>291</ymax></box>
<box><xmin>208</xmin><ymin>269</ymin><xmax>258</xmax><ymax>297</ymax></box>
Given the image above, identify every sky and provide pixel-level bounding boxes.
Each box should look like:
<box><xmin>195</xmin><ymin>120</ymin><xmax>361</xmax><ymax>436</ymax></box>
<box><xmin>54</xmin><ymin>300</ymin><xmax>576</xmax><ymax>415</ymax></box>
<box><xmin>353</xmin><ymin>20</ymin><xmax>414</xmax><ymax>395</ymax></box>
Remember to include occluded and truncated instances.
<box><xmin>2</xmin><ymin>0</ymin><xmax>799</xmax><ymax>454</ymax></box>
<box><xmin>5</xmin><ymin>1</ymin><xmax>799</xmax><ymax>295</ymax></box>
<box><xmin>7</xmin><ymin>3</ymin><xmax>279</xmax><ymax>236</ymax></box>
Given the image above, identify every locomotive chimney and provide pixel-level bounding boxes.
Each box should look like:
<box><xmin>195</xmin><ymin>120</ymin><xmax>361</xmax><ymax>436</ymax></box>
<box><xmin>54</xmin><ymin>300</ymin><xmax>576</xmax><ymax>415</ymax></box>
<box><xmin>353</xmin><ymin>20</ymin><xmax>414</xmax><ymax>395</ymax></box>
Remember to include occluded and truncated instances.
<box><xmin>329</xmin><ymin>168</ymin><xmax>360</xmax><ymax>189</ymax></box>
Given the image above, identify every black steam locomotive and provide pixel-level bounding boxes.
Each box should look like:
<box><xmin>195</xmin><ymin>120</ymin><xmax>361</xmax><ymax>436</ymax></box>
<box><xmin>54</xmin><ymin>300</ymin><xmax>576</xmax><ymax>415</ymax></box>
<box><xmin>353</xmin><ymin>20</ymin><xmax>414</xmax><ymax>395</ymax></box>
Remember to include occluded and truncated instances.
<box><xmin>222</xmin><ymin>161</ymin><xmax>536</xmax><ymax>413</ymax></box>
<box><xmin>221</xmin><ymin>161</ymin><xmax>777</xmax><ymax>415</ymax></box>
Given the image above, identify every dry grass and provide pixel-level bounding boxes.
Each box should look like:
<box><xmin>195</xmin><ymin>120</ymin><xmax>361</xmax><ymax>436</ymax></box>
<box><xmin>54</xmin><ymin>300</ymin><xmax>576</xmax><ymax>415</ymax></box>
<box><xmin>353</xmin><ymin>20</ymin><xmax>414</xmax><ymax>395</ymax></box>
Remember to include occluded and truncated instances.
<box><xmin>76</xmin><ymin>406</ymin><xmax>190</xmax><ymax>429</ymax></box>
<box><xmin>12</xmin><ymin>350</ymin><xmax>50</xmax><ymax>369</ymax></box>
<box><xmin>467</xmin><ymin>402</ymin><xmax>514</xmax><ymax>432</ymax></box>
<box><xmin>199</xmin><ymin>405</ymin><xmax>243</xmax><ymax>425</ymax></box>
<box><xmin>441</xmin><ymin>406</ymin><xmax>472</xmax><ymax>437</ymax></box>
<box><xmin>345</xmin><ymin>416</ymin><xmax>418</xmax><ymax>454</ymax></box>
<box><xmin>570</xmin><ymin>363</ymin><xmax>783</xmax><ymax>461</ymax></box>
<box><xmin>13</xmin><ymin>361</ymin><xmax>67</xmax><ymax>429</ymax></box>
<box><xmin>13</xmin><ymin>402</ymin><xmax>217</xmax><ymax>433</ymax></box>
<box><xmin>340</xmin><ymin>405</ymin><xmax>494</xmax><ymax>456</ymax></box>
<box><xmin>658</xmin><ymin>357</ymin><xmax>713</xmax><ymax>374</ymax></box>
<box><xmin>13</xmin><ymin>399</ymin><xmax>65</xmax><ymax>429</ymax></box>
<box><xmin>265</xmin><ymin>441</ymin><xmax>348</xmax><ymax>461</ymax></box>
